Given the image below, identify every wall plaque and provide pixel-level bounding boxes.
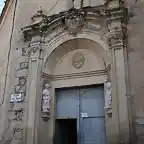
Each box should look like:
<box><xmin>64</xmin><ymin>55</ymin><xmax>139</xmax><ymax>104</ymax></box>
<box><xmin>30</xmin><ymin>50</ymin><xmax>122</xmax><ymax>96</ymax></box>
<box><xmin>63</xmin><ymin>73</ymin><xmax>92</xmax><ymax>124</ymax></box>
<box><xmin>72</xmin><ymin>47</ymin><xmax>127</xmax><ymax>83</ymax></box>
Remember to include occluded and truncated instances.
<box><xmin>10</xmin><ymin>94</ymin><xmax>23</xmax><ymax>103</ymax></box>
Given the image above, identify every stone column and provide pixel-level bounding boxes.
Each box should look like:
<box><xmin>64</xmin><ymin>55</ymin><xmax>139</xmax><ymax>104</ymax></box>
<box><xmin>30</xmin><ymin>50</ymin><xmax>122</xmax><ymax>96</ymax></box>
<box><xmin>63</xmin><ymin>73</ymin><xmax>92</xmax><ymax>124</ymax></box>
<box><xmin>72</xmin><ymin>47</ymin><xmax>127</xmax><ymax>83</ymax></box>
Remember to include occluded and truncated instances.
<box><xmin>25</xmin><ymin>41</ymin><xmax>43</xmax><ymax>144</ymax></box>
<box><xmin>105</xmin><ymin>1</ymin><xmax>130</xmax><ymax>143</ymax></box>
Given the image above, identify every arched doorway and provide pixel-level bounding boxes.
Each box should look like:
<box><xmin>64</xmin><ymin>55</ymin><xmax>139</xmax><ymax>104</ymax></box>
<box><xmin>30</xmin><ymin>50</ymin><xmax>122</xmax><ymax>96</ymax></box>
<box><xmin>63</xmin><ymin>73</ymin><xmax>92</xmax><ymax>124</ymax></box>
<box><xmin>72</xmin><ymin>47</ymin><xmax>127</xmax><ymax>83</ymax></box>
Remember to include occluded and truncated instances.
<box><xmin>23</xmin><ymin>5</ymin><xmax>130</xmax><ymax>143</ymax></box>
<box><xmin>42</xmin><ymin>38</ymin><xmax>110</xmax><ymax>144</ymax></box>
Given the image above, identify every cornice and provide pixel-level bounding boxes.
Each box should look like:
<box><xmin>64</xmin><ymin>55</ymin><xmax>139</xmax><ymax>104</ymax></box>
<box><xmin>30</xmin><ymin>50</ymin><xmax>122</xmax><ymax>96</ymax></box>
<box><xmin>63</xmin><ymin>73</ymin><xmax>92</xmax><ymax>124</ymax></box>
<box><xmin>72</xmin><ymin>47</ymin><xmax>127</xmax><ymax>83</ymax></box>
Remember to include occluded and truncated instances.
<box><xmin>21</xmin><ymin>6</ymin><xmax>108</xmax><ymax>41</ymax></box>
<box><xmin>21</xmin><ymin>4</ymin><xmax>128</xmax><ymax>43</ymax></box>
<box><xmin>42</xmin><ymin>64</ymin><xmax>110</xmax><ymax>81</ymax></box>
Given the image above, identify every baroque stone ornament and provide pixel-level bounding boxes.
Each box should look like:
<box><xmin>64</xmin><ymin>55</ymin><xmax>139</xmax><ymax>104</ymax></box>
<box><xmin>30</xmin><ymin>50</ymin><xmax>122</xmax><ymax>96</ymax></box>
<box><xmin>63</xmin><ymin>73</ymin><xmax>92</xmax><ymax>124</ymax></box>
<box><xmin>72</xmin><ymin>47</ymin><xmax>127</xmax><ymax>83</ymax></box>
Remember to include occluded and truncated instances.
<box><xmin>72</xmin><ymin>52</ymin><xmax>85</xmax><ymax>69</ymax></box>
<box><xmin>13</xmin><ymin>109</ymin><xmax>24</xmax><ymax>121</ymax></box>
<box><xmin>30</xmin><ymin>42</ymin><xmax>44</xmax><ymax>59</ymax></box>
<box><xmin>15</xmin><ymin>76</ymin><xmax>27</xmax><ymax>96</ymax></box>
<box><xmin>64</xmin><ymin>8</ymin><xmax>85</xmax><ymax>36</ymax></box>
<box><xmin>22</xmin><ymin>47</ymin><xmax>29</xmax><ymax>56</ymax></box>
<box><xmin>21</xmin><ymin>6</ymin><xmax>107</xmax><ymax>41</ymax></box>
<box><xmin>12</xmin><ymin>128</ymin><xmax>23</xmax><ymax>141</ymax></box>
<box><xmin>20</xmin><ymin>62</ymin><xmax>28</xmax><ymax>70</ymax></box>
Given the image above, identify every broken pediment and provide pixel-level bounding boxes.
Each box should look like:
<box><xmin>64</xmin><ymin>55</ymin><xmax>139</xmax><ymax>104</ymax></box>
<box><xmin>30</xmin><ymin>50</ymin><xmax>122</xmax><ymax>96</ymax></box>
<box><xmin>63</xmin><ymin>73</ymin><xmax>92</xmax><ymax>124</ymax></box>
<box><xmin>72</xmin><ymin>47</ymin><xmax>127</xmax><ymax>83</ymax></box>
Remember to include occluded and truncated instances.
<box><xmin>21</xmin><ymin>6</ymin><xmax>108</xmax><ymax>41</ymax></box>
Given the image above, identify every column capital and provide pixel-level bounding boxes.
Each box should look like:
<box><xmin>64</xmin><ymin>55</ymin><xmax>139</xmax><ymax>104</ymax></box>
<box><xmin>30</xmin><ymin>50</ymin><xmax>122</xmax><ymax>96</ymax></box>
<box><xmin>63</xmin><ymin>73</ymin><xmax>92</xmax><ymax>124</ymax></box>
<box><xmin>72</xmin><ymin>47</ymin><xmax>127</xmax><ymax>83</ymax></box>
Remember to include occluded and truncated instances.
<box><xmin>105</xmin><ymin>0</ymin><xmax>128</xmax><ymax>50</ymax></box>
<box><xmin>107</xmin><ymin>29</ymin><xmax>125</xmax><ymax>49</ymax></box>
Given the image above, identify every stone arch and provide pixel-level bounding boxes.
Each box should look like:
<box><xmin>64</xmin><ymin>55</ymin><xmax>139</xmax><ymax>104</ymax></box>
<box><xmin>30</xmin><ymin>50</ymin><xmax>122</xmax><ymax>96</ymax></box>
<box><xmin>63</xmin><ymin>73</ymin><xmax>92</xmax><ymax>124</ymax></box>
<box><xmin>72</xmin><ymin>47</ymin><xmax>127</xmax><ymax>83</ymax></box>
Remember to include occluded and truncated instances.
<box><xmin>44</xmin><ymin>38</ymin><xmax>110</xmax><ymax>75</ymax></box>
<box><xmin>21</xmin><ymin>3</ymin><xmax>131</xmax><ymax>144</ymax></box>
<box><xmin>43</xmin><ymin>31</ymin><xmax>111</xmax><ymax>75</ymax></box>
<box><xmin>41</xmin><ymin>31</ymin><xmax>112</xmax><ymax>143</ymax></box>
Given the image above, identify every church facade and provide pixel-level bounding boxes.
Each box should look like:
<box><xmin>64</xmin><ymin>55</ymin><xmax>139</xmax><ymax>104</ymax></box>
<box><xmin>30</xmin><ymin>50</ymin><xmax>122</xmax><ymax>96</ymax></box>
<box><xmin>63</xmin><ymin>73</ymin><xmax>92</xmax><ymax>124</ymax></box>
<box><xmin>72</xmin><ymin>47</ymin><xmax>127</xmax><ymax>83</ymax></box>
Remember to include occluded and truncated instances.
<box><xmin>0</xmin><ymin>0</ymin><xmax>144</xmax><ymax>144</ymax></box>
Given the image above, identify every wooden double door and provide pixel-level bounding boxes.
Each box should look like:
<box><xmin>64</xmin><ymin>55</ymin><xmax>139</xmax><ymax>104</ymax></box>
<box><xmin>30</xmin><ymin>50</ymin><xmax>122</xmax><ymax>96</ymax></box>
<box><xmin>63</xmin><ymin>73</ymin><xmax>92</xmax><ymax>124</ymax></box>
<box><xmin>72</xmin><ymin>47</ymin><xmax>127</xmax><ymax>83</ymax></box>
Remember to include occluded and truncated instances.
<box><xmin>55</xmin><ymin>85</ymin><xmax>106</xmax><ymax>144</ymax></box>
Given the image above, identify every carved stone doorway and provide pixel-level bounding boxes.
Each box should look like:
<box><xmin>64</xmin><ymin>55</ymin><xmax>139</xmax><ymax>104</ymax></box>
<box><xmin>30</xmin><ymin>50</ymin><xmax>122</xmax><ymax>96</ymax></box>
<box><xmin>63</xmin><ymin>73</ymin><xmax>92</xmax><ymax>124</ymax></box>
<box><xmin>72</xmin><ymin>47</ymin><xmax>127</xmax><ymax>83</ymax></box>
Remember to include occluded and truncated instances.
<box><xmin>22</xmin><ymin>3</ymin><xmax>130</xmax><ymax>143</ymax></box>
<box><xmin>40</xmin><ymin>38</ymin><xmax>110</xmax><ymax>144</ymax></box>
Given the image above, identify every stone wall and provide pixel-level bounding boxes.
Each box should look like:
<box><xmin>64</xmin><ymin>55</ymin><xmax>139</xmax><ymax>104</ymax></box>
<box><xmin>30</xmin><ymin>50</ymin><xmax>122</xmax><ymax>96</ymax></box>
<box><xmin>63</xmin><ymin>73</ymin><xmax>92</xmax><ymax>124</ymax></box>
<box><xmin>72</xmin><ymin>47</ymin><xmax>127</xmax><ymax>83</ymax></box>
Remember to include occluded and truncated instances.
<box><xmin>127</xmin><ymin>0</ymin><xmax>144</xmax><ymax>143</ymax></box>
<box><xmin>0</xmin><ymin>0</ymin><xmax>16</xmax><ymax>140</ymax></box>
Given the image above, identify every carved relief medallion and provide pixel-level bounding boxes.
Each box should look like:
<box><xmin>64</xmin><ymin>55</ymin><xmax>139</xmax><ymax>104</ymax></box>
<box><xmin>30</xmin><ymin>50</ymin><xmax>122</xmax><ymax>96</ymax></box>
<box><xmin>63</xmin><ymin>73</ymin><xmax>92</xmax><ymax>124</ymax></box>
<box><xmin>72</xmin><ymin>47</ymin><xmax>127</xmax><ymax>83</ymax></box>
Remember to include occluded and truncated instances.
<box><xmin>72</xmin><ymin>52</ymin><xmax>85</xmax><ymax>69</ymax></box>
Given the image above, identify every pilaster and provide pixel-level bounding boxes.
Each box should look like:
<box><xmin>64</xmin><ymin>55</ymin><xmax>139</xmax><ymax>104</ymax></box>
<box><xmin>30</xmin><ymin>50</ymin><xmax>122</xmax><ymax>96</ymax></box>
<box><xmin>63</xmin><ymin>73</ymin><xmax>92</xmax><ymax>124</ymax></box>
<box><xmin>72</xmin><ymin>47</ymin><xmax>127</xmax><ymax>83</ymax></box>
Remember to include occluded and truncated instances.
<box><xmin>105</xmin><ymin>0</ymin><xmax>130</xmax><ymax>143</ymax></box>
<box><xmin>25</xmin><ymin>40</ymin><xmax>44</xmax><ymax>144</ymax></box>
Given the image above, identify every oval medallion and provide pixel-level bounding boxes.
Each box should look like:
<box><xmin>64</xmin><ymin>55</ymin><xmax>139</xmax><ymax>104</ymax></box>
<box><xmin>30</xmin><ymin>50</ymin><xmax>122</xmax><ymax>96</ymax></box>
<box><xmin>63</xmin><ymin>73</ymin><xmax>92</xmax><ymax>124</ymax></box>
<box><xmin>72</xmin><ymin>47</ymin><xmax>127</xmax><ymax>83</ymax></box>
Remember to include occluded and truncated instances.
<box><xmin>72</xmin><ymin>52</ymin><xmax>85</xmax><ymax>69</ymax></box>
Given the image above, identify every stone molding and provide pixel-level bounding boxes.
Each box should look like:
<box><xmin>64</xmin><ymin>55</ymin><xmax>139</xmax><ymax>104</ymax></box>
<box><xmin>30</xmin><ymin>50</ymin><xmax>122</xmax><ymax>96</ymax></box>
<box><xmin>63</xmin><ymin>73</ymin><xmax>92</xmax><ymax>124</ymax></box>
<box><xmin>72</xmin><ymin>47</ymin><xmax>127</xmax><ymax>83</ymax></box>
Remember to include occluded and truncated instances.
<box><xmin>21</xmin><ymin>4</ymin><xmax>128</xmax><ymax>51</ymax></box>
<box><xmin>21</xmin><ymin>6</ymin><xmax>107</xmax><ymax>41</ymax></box>
<box><xmin>42</xmin><ymin>65</ymin><xmax>110</xmax><ymax>81</ymax></box>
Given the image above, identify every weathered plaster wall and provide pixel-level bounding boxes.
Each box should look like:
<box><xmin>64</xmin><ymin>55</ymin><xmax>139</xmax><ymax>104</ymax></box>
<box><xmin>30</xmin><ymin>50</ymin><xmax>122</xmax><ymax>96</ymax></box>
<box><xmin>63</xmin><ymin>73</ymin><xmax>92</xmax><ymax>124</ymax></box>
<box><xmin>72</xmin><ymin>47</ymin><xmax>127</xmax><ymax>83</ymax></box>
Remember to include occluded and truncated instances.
<box><xmin>127</xmin><ymin>0</ymin><xmax>144</xmax><ymax>143</ymax></box>
<box><xmin>0</xmin><ymin>0</ymin><xmax>16</xmax><ymax>139</ymax></box>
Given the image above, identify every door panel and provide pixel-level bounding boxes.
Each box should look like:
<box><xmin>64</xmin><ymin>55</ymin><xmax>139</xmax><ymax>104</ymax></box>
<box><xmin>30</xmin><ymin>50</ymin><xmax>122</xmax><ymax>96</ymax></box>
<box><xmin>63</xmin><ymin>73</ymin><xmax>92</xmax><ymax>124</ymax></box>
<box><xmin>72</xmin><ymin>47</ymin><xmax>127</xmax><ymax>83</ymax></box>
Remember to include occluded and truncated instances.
<box><xmin>55</xmin><ymin>85</ymin><xmax>106</xmax><ymax>144</ymax></box>
<box><xmin>80</xmin><ymin>86</ymin><xmax>106</xmax><ymax>144</ymax></box>
<box><xmin>56</xmin><ymin>88</ymin><xmax>79</xmax><ymax>118</ymax></box>
<box><xmin>82</xmin><ymin>117</ymin><xmax>106</xmax><ymax>144</ymax></box>
<box><xmin>80</xmin><ymin>87</ymin><xmax>105</xmax><ymax>117</ymax></box>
